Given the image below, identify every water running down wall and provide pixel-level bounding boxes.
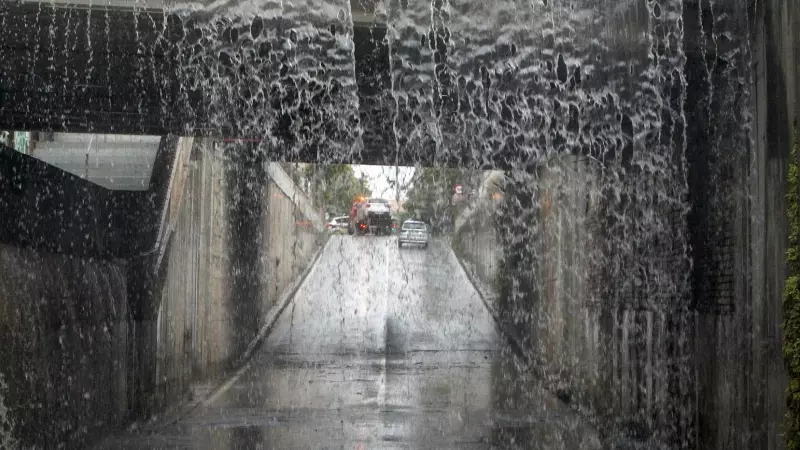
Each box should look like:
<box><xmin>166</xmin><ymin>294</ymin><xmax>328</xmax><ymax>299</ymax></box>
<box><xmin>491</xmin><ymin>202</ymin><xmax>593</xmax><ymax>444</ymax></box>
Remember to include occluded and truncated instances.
<box><xmin>453</xmin><ymin>1</ymin><xmax>797</xmax><ymax>447</ymax></box>
<box><xmin>0</xmin><ymin>139</ymin><xmax>325</xmax><ymax>448</ymax></box>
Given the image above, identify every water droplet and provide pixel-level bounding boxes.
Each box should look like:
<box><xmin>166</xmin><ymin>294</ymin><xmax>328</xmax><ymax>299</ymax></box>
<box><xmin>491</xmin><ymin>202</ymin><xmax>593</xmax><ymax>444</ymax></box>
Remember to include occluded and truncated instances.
<box><xmin>251</xmin><ymin>17</ymin><xmax>263</xmax><ymax>38</ymax></box>
<box><xmin>557</xmin><ymin>55</ymin><xmax>568</xmax><ymax>83</ymax></box>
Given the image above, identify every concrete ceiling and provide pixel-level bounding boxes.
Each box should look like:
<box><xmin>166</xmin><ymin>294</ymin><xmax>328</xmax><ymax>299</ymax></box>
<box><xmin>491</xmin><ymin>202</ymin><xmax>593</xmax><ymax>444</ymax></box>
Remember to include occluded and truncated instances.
<box><xmin>29</xmin><ymin>133</ymin><xmax>161</xmax><ymax>191</ymax></box>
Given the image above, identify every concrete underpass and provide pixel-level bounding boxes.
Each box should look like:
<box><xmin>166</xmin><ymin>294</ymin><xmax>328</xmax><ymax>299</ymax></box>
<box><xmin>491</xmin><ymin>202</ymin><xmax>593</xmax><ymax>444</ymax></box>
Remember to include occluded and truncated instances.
<box><xmin>0</xmin><ymin>0</ymin><xmax>798</xmax><ymax>449</ymax></box>
<box><xmin>94</xmin><ymin>236</ymin><xmax>600</xmax><ymax>449</ymax></box>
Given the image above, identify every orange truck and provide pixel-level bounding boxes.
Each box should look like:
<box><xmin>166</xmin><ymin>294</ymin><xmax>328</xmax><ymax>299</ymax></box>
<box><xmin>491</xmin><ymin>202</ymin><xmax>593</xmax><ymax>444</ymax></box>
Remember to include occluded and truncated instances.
<box><xmin>349</xmin><ymin>197</ymin><xmax>393</xmax><ymax>235</ymax></box>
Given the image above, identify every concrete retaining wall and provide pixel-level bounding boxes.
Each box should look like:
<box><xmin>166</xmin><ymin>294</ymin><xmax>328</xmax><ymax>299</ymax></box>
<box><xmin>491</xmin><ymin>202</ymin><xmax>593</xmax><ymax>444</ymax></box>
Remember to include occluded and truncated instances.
<box><xmin>0</xmin><ymin>245</ymin><xmax>129</xmax><ymax>449</ymax></box>
<box><xmin>452</xmin><ymin>1</ymin><xmax>797</xmax><ymax>446</ymax></box>
<box><xmin>0</xmin><ymin>139</ymin><xmax>325</xmax><ymax>447</ymax></box>
<box><xmin>534</xmin><ymin>156</ymin><xmax>608</xmax><ymax>415</ymax></box>
<box><xmin>153</xmin><ymin>141</ymin><xmax>324</xmax><ymax>409</ymax></box>
<box><xmin>451</xmin><ymin>172</ymin><xmax>504</xmax><ymax>292</ymax></box>
<box><xmin>454</xmin><ymin>149</ymin><xmax>784</xmax><ymax>450</ymax></box>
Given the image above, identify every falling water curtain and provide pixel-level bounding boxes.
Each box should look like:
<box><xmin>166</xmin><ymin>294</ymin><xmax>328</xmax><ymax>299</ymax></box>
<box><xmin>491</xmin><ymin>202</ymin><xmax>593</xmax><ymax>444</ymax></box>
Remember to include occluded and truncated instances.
<box><xmin>168</xmin><ymin>0</ymin><xmax>361</xmax><ymax>159</ymax></box>
<box><xmin>384</xmin><ymin>0</ymin><xmax>692</xmax><ymax>445</ymax></box>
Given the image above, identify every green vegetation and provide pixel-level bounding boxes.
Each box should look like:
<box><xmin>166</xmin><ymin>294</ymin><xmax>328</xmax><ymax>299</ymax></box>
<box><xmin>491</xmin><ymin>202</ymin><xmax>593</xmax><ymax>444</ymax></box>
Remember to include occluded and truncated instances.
<box><xmin>404</xmin><ymin>167</ymin><xmax>472</xmax><ymax>228</ymax></box>
<box><xmin>304</xmin><ymin>164</ymin><xmax>371</xmax><ymax>216</ymax></box>
<box><xmin>785</xmin><ymin>127</ymin><xmax>800</xmax><ymax>449</ymax></box>
<box><xmin>394</xmin><ymin>210</ymin><xmax>413</xmax><ymax>225</ymax></box>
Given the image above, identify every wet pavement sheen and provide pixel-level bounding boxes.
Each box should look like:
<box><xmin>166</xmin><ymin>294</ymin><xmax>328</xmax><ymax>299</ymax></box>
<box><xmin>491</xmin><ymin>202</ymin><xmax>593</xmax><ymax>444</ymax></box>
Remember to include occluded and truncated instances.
<box><xmin>98</xmin><ymin>236</ymin><xmax>600</xmax><ymax>450</ymax></box>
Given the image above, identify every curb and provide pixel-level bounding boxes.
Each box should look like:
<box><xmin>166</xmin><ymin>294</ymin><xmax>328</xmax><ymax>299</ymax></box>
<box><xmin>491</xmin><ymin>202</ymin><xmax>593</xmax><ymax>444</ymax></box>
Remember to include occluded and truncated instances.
<box><xmin>450</xmin><ymin>245</ymin><xmax>650</xmax><ymax>448</ymax></box>
<box><xmin>235</xmin><ymin>233</ymin><xmax>331</xmax><ymax>366</ymax></box>
<box><xmin>132</xmin><ymin>235</ymin><xmax>331</xmax><ymax>433</ymax></box>
<box><xmin>448</xmin><ymin>245</ymin><xmax>534</xmax><ymax>371</ymax></box>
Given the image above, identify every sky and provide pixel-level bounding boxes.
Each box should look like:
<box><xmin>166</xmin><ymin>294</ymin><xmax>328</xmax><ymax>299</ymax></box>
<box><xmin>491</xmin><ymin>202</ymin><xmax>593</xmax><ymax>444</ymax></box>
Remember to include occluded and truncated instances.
<box><xmin>352</xmin><ymin>164</ymin><xmax>416</xmax><ymax>201</ymax></box>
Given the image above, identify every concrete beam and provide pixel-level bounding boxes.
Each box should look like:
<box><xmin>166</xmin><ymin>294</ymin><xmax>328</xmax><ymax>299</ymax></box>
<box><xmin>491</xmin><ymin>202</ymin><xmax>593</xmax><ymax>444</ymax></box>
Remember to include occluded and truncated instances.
<box><xmin>17</xmin><ymin>0</ymin><xmax>168</xmax><ymax>9</ymax></box>
<box><xmin>0</xmin><ymin>0</ymin><xmax>688</xmax><ymax>168</ymax></box>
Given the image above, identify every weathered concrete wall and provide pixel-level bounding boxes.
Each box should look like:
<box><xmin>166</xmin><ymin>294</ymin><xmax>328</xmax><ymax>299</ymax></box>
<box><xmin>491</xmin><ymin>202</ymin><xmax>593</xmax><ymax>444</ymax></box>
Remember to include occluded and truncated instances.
<box><xmin>0</xmin><ymin>137</ymin><xmax>187</xmax><ymax>445</ymax></box>
<box><xmin>748</xmin><ymin>0</ymin><xmax>797</xmax><ymax>448</ymax></box>
<box><xmin>528</xmin><ymin>155</ymin><xmax>692</xmax><ymax>446</ymax></box>
<box><xmin>534</xmin><ymin>156</ymin><xmax>608</xmax><ymax>415</ymax></box>
<box><xmin>456</xmin><ymin>158</ymin><xmax>675</xmax><ymax>443</ymax></box>
<box><xmin>0</xmin><ymin>245</ymin><xmax>129</xmax><ymax>448</ymax></box>
<box><xmin>0</xmin><ymin>139</ymin><xmax>324</xmax><ymax>447</ymax></box>
<box><xmin>263</xmin><ymin>179</ymin><xmax>322</xmax><ymax>311</ymax></box>
<box><xmin>154</xmin><ymin>142</ymin><xmax>230</xmax><ymax>406</ymax></box>
<box><xmin>453</xmin><ymin>1</ymin><xmax>797</xmax><ymax>448</ymax></box>
<box><xmin>452</xmin><ymin>172</ymin><xmax>504</xmax><ymax>292</ymax></box>
<box><xmin>153</xmin><ymin>141</ymin><xmax>324</xmax><ymax>409</ymax></box>
<box><xmin>684</xmin><ymin>0</ymin><xmax>795</xmax><ymax>448</ymax></box>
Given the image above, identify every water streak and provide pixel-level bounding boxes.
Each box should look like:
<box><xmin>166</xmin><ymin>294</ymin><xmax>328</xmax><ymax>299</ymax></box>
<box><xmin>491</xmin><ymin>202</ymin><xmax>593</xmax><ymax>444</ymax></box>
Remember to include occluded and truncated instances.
<box><xmin>0</xmin><ymin>372</ymin><xmax>18</xmax><ymax>449</ymax></box>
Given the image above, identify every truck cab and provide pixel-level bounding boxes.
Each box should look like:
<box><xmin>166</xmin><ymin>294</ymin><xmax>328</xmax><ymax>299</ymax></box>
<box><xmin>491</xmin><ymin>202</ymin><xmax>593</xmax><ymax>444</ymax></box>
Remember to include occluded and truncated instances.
<box><xmin>349</xmin><ymin>197</ymin><xmax>393</xmax><ymax>235</ymax></box>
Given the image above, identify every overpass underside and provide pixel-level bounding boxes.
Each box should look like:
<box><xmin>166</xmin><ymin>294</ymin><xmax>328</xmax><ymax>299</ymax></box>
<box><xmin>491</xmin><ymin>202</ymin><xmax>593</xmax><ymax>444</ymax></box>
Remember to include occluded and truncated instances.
<box><xmin>0</xmin><ymin>0</ymin><xmax>716</xmax><ymax>169</ymax></box>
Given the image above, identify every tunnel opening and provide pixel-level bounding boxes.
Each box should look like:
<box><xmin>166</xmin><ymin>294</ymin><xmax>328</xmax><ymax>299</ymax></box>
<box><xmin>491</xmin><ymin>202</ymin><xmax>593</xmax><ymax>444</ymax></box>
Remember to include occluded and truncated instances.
<box><xmin>0</xmin><ymin>0</ymin><xmax>795</xmax><ymax>449</ymax></box>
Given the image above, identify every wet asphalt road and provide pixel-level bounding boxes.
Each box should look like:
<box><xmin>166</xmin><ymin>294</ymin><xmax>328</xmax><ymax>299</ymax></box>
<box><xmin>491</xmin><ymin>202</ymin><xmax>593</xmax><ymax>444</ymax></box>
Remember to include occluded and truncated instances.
<box><xmin>98</xmin><ymin>236</ymin><xmax>600</xmax><ymax>449</ymax></box>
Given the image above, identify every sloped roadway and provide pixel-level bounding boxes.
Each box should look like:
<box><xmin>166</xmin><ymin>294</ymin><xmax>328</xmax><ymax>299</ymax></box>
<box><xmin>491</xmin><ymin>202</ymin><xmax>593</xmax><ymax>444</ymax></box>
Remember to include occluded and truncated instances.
<box><xmin>99</xmin><ymin>236</ymin><xmax>601</xmax><ymax>450</ymax></box>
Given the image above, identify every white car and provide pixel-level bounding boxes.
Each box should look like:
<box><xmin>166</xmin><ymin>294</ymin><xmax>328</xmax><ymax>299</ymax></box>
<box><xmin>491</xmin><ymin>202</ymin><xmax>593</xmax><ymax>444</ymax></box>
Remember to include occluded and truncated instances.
<box><xmin>398</xmin><ymin>220</ymin><xmax>429</xmax><ymax>249</ymax></box>
<box><xmin>326</xmin><ymin>216</ymin><xmax>349</xmax><ymax>234</ymax></box>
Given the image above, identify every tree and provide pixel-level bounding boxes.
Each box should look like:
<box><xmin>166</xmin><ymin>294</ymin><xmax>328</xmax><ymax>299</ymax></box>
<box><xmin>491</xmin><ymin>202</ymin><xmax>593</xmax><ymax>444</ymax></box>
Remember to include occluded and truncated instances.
<box><xmin>404</xmin><ymin>166</ymin><xmax>473</xmax><ymax>232</ymax></box>
<box><xmin>304</xmin><ymin>164</ymin><xmax>371</xmax><ymax>216</ymax></box>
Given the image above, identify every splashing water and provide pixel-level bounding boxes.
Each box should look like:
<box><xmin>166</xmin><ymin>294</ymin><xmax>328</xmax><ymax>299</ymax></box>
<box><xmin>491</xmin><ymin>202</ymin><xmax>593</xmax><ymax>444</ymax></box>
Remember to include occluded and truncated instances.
<box><xmin>0</xmin><ymin>373</ymin><xmax>18</xmax><ymax>450</ymax></box>
<box><xmin>0</xmin><ymin>0</ymin><xmax>761</xmax><ymax>448</ymax></box>
<box><xmin>167</xmin><ymin>0</ymin><xmax>361</xmax><ymax>161</ymax></box>
<box><xmin>161</xmin><ymin>0</ymin><xmax>694</xmax><ymax>444</ymax></box>
<box><xmin>382</xmin><ymin>0</ymin><xmax>693</xmax><ymax>444</ymax></box>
